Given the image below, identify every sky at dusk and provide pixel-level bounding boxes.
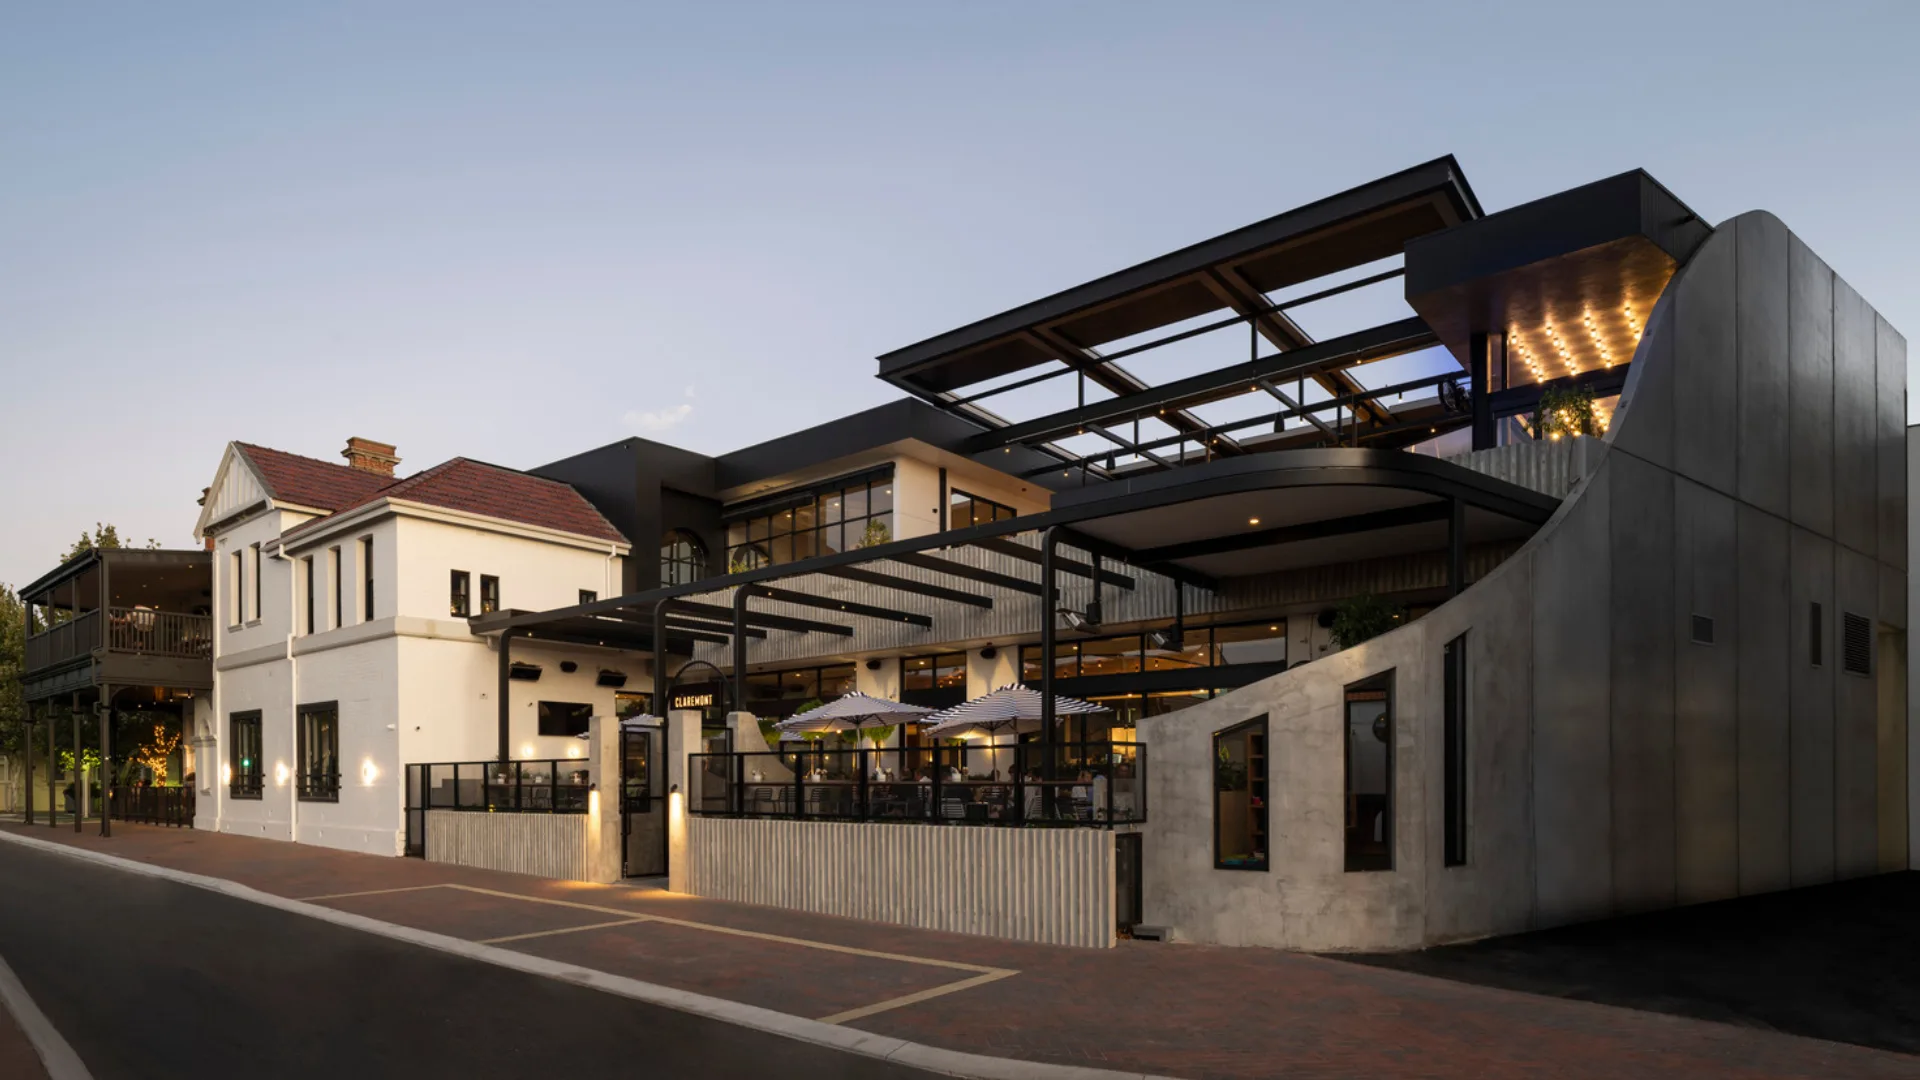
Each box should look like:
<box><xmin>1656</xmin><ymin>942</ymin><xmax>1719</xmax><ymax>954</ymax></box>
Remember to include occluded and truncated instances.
<box><xmin>3</xmin><ymin>0</ymin><xmax>1916</xmax><ymax>589</ymax></box>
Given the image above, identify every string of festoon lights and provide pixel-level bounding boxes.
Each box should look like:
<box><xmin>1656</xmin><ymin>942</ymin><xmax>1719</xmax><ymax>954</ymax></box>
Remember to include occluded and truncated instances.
<box><xmin>1581</xmin><ymin>308</ymin><xmax>1615</xmax><ymax>368</ymax></box>
<box><xmin>1542</xmin><ymin>321</ymin><xmax>1579</xmax><ymax>375</ymax></box>
<box><xmin>1508</xmin><ymin>328</ymin><xmax>1546</xmax><ymax>382</ymax></box>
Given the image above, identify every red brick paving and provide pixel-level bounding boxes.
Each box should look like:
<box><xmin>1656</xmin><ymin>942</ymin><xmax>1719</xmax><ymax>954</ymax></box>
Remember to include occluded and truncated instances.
<box><xmin>5</xmin><ymin>820</ymin><xmax>1917</xmax><ymax>1080</ymax></box>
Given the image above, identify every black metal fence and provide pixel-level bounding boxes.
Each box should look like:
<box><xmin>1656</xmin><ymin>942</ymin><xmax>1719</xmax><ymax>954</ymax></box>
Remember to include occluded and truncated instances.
<box><xmin>404</xmin><ymin>759</ymin><xmax>594</xmax><ymax>858</ymax></box>
<box><xmin>689</xmin><ymin>741</ymin><xmax>1145</xmax><ymax>827</ymax></box>
<box><xmin>109</xmin><ymin>784</ymin><xmax>195</xmax><ymax>828</ymax></box>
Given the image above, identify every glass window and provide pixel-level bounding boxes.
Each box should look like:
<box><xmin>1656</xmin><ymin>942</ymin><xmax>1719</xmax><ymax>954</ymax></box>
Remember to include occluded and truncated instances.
<box><xmin>614</xmin><ymin>691</ymin><xmax>653</xmax><ymax>719</ymax></box>
<box><xmin>303</xmin><ymin>557</ymin><xmax>316</xmax><ymax>634</ymax></box>
<box><xmin>1345</xmin><ymin>674</ymin><xmax>1394</xmax><ymax>872</ymax></box>
<box><xmin>229</xmin><ymin>711</ymin><xmax>263</xmax><ymax>799</ymax></box>
<box><xmin>479</xmin><ymin>575</ymin><xmax>500</xmax><ymax>615</ymax></box>
<box><xmin>1212</xmin><ymin>622</ymin><xmax>1288</xmax><ymax>667</ymax></box>
<box><xmin>781</xmin><ymin>668</ymin><xmax>820</xmax><ymax>703</ymax></box>
<box><xmin>329</xmin><ymin>547</ymin><xmax>342</xmax><ymax>629</ymax></box>
<box><xmin>818</xmin><ymin>664</ymin><xmax>856</xmax><ymax>699</ymax></box>
<box><xmin>579</xmin><ymin>590</ymin><xmax>597</xmax><ymax>604</ymax></box>
<box><xmin>450</xmin><ymin>570</ymin><xmax>470</xmax><ymax>618</ymax></box>
<box><xmin>1443</xmin><ymin>635</ymin><xmax>1468</xmax><ymax>867</ymax></box>
<box><xmin>948</xmin><ymin>488</ymin><xmax>1016</xmax><ymax>530</ymax></box>
<box><xmin>360</xmin><ymin>536</ymin><xmax>374</xmax><ymax>623</ymax></box>
<box><xmin>538</xmin><ymin>701</ymin><xmax>593</xmax><ymax>737</ymax></box>
<box><xmin>297</xmin><ymin>702</ymin><xmax>339</xmax><ymax>803</ymax></box>
<box><xmin>1077</xmin><ymin>634</ymin><xmax>1142</xmax><ymax>678</ymax></box>
<box><xmin>902</xmin><ymin>655</ymin><xmax>935</xmax><ymax>693</ymax></box>
<box><xmin>902</xmin><ymin>652</ymin><xmax>966</xmax><ymax>708</ymax></box>
<box><xmin>660</xmin><ymin>530</ymin><xmax>706</xmax><ymax>586</ymax></box>
<box><xmin>1215</xmin><ymin>716</ymin><xmax>1268</xmax><ymax>871</ymax></box>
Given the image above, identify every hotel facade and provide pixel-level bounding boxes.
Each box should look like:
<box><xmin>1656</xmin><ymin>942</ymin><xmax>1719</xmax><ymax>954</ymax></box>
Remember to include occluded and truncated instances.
<box><xmin>20</xmin><ymin>157</ymin><xmax>1913</xmax><ymax>950</ymax></box>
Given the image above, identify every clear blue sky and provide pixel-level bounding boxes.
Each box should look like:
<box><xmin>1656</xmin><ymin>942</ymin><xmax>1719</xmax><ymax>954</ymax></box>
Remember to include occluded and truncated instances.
<box><xmin>3</xmin><ymin>1</ymin><xmax>1916</xmax><ymax>589</ymax></box>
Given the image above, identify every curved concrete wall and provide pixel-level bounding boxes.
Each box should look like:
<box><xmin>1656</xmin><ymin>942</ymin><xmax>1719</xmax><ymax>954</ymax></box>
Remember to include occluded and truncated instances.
<box><xmin>1142</xmin><ymin>211</ymin><xmax>1908</xmax><ymax>951</ymax></box>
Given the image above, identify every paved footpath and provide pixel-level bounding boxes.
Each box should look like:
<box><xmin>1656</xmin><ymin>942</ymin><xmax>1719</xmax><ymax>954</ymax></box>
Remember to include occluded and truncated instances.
<box><xmin>5</xmin><ymin>820</ymin><xmax>1917</xmax><ymax>1080</ymax></box>
<box><xmin>0</xmin><ymin>996</ymin><xmax>51</xmax><ymax>1080</ymax></box>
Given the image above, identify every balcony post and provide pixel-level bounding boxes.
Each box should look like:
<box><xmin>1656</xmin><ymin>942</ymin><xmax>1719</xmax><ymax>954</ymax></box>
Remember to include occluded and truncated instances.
<box><xmin>1470</xmin><ymin>331</ymin><xmax>1498</xmax><ymax>451</ymax></box>
<box><xmin>46</xmin><ymin>704</ymin><xmax>58</xmax><ymax>829</ymax></box>
<box><xmin>72</xmin><ymin>692</ymin><xmax>83</xmax><ymax>833</ymax></box>
<box><xmin>22</xmin><ymin>701</ymin><xmax>35</xmax><ymax>825</ymax></box>
<box><xmin>98</xmin><ymin>687</ymin><xmax>112</xmax><ymax>838</ymax></box>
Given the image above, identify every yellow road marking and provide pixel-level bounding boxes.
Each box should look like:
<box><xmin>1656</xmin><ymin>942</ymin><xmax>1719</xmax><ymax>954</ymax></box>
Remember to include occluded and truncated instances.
<box><xmin>297</xmin><ymin>884</ymin><xmax>450</xmax><ymax>902</ymax></box>
<box><xmin>814</xmin><ymin>969</ymin><xmax>1019</xmax><ymax>1025</ymax></box>
<box><xmin>478</xmin><ymin>917</ymin><xmax>654</xmax><ymax>944</ymax></box>
<box><xmin>319</xmin><ymin>880</ymin><xmax>1020</xmax><ymax>1022</ymax></box>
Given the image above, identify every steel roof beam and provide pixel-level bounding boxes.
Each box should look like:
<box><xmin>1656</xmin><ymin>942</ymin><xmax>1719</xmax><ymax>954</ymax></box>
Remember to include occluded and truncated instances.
<box><xmin>1134</xmin><ymin>501</ymin><xmax>1455</xmax><ymax>564</ymax></box>
<box><xmin>885</xmin><ymin>552</ymin><xmax>1044</xmax><ymax>596</ymax></box>
<box><xmin>671</xmin><ymin>599</ymin><xmax>855</xmax><ymax>637</ymax></box>
<box><xmin>743</xmin><ymin>584</ymin><xmax>934</xmax><ymax>629</ymax></box>
<box><xmin>964</xmin><ymin>537</ymin><xmax>1135</xmax><ymax>589</ymax></box>
<box><xmin>817</xmin><ymin>565</ymin><xmax>994</xmax><ymax>609</ymax></box>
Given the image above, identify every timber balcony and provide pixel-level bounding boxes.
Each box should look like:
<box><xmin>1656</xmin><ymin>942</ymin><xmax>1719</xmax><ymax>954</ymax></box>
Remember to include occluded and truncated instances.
<box><xmin>21</xmin><ymin>547</ymin><xmax>214</xmax><ymax>702</ymax></box>
<box><xmin>25</xmin><ymin>608</ymin><xmax>213</xmax><ymax>671</ymax></box>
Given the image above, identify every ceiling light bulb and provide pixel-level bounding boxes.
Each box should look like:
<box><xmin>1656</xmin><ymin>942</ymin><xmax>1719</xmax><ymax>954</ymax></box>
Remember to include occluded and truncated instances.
<box><xmin>1248</xmin><ymin>517</ymin><xmax>1261</xmax><ymax>526</ymax></box>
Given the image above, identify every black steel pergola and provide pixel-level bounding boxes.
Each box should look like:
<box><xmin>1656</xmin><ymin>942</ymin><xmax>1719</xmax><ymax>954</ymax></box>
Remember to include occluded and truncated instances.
<box><xmin>471</xmin><ymin>449</ymin><xmax>1559</xmax><ymax>788</ymax></box>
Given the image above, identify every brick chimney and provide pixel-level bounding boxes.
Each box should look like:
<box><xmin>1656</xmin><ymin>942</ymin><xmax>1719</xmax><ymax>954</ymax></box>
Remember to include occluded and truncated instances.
<box><xmin>342</xmin><ymin>437</ymin><xmax>400</xmax><ymax>477</ymax></box>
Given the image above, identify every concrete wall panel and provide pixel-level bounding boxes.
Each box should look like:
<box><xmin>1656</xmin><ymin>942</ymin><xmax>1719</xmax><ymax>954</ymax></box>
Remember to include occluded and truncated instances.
<box><xmin>1736</xmin><ymin>503</ymin><xmax>1792</xmax><ymax>894</ymax></box>
<box><xmin>1735</xmin><ymin>213</ymin><xmax>1791</xmax><ymax>518</ymax></box>
<box><xmin>1673</xmin><ymin>222</ymin><xmax>1738</xmax><ymax>496</ymax></box>
<box><xmin>1833</xmin><ymin>278</ymin><xmax>1878</xmax><ymax>558</ymax></box>
<box><xmin>1834</xmin><ymin>547</ymin><xmax>1881</xmax><ymax>879</ymax></box>
<box><xmin>1531</xmin><ymin>462</ymin><xmax>1613</xmax><ymax>925</ymax></box>
<box><xmin>1877</xmin><ymin>316</ymin><xmax>1907</xmax><ymax>570</ymax></box>
<box><xmin>1788</xmin><ymin>527</ymin><xmax>1837</xmax><ymax>885</ymax></box>
<box><xmin>1608</xmin><ymin>450</ymin><xmax>1676</xmax><ymax>913</ymax></box>
<box><xmin>1673</xmin><ymin>477</ymin><xmax>1739</xmax><ymax>904</ymax></box>
<box><xmin>1787</xmin><ymin>236</ymin><xmax>1835</xmax><ymax>536</ymax></box>
<box><xmin>1614</xmin><ymin>286</ymin><xmax>1676</xmax><ymax>471</ymax></box>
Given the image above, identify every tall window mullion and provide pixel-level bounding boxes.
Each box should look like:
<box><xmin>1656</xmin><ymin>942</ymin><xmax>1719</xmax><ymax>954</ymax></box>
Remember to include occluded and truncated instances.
<box><xmin>1442</xmin><ymin>636</ymin><xmax>1468</xmax><ymax>867</ymax></box>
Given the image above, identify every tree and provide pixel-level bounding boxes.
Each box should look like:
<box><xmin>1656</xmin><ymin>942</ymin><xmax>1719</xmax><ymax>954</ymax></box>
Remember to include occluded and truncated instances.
<box><xmin>63</xmin><ymin>523</ymin><xmax>160</xmax><ymax>563</ymax></box>
<box><xmin>0</xmin><ymin>584</ymin><xmax>23</xmax><ymax>755</ymax></box>
<box><xmin>1328</xmin><ymin>593</ymin><xmax>1407</xmax><ymax>650</ymax></box>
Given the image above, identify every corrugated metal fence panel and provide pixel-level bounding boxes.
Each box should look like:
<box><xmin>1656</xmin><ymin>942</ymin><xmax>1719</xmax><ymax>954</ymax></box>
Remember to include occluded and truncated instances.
<box><xmin>1444</xmin><ymin>436</ymin><xmax>1598</xmax><ymax>499</ymax></box>
<box><xmin>687</xmin><ymin>818</ymin><xmax>1115</xmax><ymax>948</ymax></box>
<box><xmin>425</xmin><ymin>811</ymin><xmax>589</xmax><ymax>881</ymax></box>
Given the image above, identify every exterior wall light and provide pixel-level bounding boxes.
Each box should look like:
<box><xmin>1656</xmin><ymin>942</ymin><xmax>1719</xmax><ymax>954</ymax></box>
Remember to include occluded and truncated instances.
<box><xmin>274</xmin><ymin>763</ymin><xmax>290</xmax><ymax>786</ymax></box>
<box><xmin>361</xmin><ymin>760</ymin><xmax>379</xmax><ymax>785</ymax></box>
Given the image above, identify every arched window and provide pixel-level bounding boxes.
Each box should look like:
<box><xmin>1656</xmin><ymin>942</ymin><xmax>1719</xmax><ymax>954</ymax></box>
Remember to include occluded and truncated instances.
<box><xmin>660</xmin><ymin>530</ymin><xmax>708</xmax><ymax>586</ymax></box>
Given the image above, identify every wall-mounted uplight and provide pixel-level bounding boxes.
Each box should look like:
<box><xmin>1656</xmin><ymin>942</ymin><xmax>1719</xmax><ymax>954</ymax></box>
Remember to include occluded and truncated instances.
<box><xmin>275</xmin><ymin>763</ymin><xmax>290</xmax><ymax>786</ymax></box>
<box><xmin>221</xmin><ymin>763</ymin><xmax>232</xmax><ymax>784</ymax></box>
<box><xmin>521</xmin><ymin>743</ymin><xmax>535</xmax><ymax>758</ymax></box>
<box><xmin>361</xmin><ymin>760</ymin><xmax>379</xmax><ymax>785</ymax></box>
<box><xmin>1247</xmin><ymin>517</ymin><xmax>1261</xmax><ymax>527</ymax></box>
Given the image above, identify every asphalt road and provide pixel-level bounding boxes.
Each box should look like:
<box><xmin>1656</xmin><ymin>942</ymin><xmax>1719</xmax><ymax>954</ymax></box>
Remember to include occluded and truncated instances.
<box><xmin>0</xmin><ymin>841</ymin><xmax>941</xmax><ymax>1080</ymax></box>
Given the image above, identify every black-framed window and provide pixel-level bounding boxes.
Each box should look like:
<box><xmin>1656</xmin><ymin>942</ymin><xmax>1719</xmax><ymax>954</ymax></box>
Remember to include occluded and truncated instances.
<box><xmin>1020</xmin><ymin>620</ymin><xmax>1287</xmax><ymax>680</ymax></box>
<box><xmin>296</xmin><ymin>701</ymin><xmax>340</xmax><ymax>802</ymax></box>
<box><xmin>229</xmin><ymin>551</ymin><xmax>243</xmax><ymax>627</ymax></box>
<box><xmin>724</xmin><ymin>468</ymin><xmax>893</xmax><ymax>573</ymax></box>
<box><xmin>479</xmin><ymin>575</ymin><xmax>500</xmax><ymax>615</ymax></box>
<box><xmin>741</xmin><ymin>664</ymin><xmax>856</xmax><ymax>720</ymax></box>
<box><xmin>1344</xmin><ymin>673</ymin><xmax>1393</xmax><ymax>872</ymax></box>
<box><xmin>579</xmin><ymin>589</ymin><xmax>597</xmax><ymax>604</ymax></box>
<box><xmin>329</xmin><ymin>546</ymin><xmax>342</xmax><ymax>629</ymax></box>
<box><xmin>614</xmin><ymin>691</ymin><xmax>654</xmax><ymax>719</ymax></box>
<box><xmin>249</xmin><ymin>543</ymin><xmax>261</xmax><ymax>621</ymax></box>
<box><xmin>450</xmin><ymin>570</ymin><xmax>470</xmax><ymax>618</ymax></box>
<box><xmin>302</xmin><ymin>556</ymin><xmax>315</xmax><ymax>635</ymax></box>
<box><xmin>229</xmin><ymin>711</ymin><xmax>263</xmax><ymax>799</ymax></box>
<box><xmin>538</xmin><ymin>701</ymin><xmax>593</xmax><ymax>738</ymax></box>
<box><xmin>359</xmin><ymin>536</ymin><xmax>374</xmax><ymax>622</ymax></box>
<box><xmin>1442</xmin><ymin>635</ymin><xmax>1468</xmax><ymax>867</ymax></box>
<box><xmin>1810</xmin><ymin>601</ymin><xmax>1823</xmax><ymax>666</ymax></box>
<box><xmin>660</xmin><ymin>530</ymin><xmax>707</xmax><ymax>586</ymax></box>
<box><xmin>902</xmin><ymin>652</ymin><xmax>966</xmax><ymax>709</ymax></box>
<box><xmin>1214</xmin><ymin>716</ymin><xmax>1268</xmax><ymax>871</ymax></box>
<box><xmin>948</xmin><ymin>488</ymin><xmax>1016</xmax><ymax>531</ymax></box>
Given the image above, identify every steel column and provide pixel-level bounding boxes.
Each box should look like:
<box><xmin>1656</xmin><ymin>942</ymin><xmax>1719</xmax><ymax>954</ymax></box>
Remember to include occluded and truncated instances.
<box><xmin>1039</xmin><ymin>527</ymin><xmax>1058</xmax><ymax>818</ymax></box>
<box><xmin>46</xmin><ymin>704</ymin><xmax>57</xmax><ymax>828</ymax></box>
<box><xmin>731</xmin><ymin>589</ymin><xmax>748</xmax><ymax>720</ymax></box>
<box><xmin>1469</xmin><ymin>331</ymin><xmax>1495</xmax><ymax>450</ymax></box>
<box><xmin>496</xmin><ymin>629</ymin><xmax>517</xmax><ymax>762</ymax></box>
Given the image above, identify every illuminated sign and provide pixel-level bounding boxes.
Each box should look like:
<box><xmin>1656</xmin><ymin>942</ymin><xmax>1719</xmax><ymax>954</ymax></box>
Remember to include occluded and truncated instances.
<box><xmin>672</xmin><ymin>692</ymin><xmax>715</xmax><ymax>710</ymax></box>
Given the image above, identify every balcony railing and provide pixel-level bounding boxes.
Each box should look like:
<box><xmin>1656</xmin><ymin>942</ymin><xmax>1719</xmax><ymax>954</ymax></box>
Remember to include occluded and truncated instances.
<box><xmin>105</xmin><ymin>608</ymin><xmax>212</xmax><ymax>659</ymax></box>
<box><xmin>690</xmin><ymin>742</ymin><xmax>1146</xmax><ymax>827</ymax></box>
<box><xmin>25</xmin><ymin>608</ymin><xmax>211</xmax><ymax>672</ymax></box>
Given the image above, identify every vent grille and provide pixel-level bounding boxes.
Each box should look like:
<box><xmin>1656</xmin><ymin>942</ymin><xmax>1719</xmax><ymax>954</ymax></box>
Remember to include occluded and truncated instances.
<box><xmin>1842</xmin><ymin>612</ymin><xmax>1872</xmax><ymax>677</ymax></box>
<box><xmin>1691</xmin><ymin>614</ymin><xmax>1715</xmax><ymax>645</ymax></box>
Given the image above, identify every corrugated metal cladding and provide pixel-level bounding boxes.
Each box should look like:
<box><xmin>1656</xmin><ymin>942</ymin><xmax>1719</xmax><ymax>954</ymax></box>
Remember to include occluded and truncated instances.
<box><xmin>1445</xmin><ymin>435</ymin><xmax>1601</xmax><ymax>498</ymax></box>
<box><xmin>687</xmin><ymin>818</ymin><xmax>1116</xmax><ymax>949</ymax></box>
<box><xmin>425</xmin><ymin>810</ymin><xmax>590</xmax><ymax>880</ymax></box>
<box><xmin>686</xmin><ymin>530</ymin><xmax>1533</xmax><ymax>670</ymax></box>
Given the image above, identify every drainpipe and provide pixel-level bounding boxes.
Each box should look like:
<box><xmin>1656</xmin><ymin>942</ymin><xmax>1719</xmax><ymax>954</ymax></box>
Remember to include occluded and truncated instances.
<box><xmin>604</xmin><ymin>542</ymin><xmax>618</xmax><ymax>600</ymax></box>
<box><xmin>273</xmin><ymin>547</ymin><xmax>300</xmax><ymax>841</ymax></box>
<box><xmin>732</xmin><ymin>588</ymin><xmax>749</xmax><ymax>721</ymax></box>
<box><xmin>497</xmin><ymin>628</ymin><xmax>518</xmax><ymax>762</ymax></box>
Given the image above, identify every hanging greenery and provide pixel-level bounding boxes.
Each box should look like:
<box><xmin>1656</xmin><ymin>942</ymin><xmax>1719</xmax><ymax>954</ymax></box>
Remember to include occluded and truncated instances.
<box><xmin>862</xmin><ymin>724</ymin><xmax>897</xmax><ymax>750</ymax></box>
<box><xmin>1329</xmin><ymin>593</ymin><xmax>1407</xmax><ymax>650</ymax></box>
<box><xmin>757</xmin><ymin>719</ymin><xmax>784</xmax><ymax>747</ymax></box>
<box><xmin>1531</xmin><ymin>384</ymin><xmax>1599</xmax><ymax>441</ymax></box>
<box><xmin>857</xmin><ymin>519</ymin><xmax>892</xmax><ymax>549</ymax></box>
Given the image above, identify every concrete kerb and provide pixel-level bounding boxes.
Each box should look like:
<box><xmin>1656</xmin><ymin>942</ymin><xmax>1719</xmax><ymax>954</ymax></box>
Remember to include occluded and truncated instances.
<box><xmin>0</xmin><ymin>830</ymin><xmax>1174</xmax><ymax>1080</ymax></box>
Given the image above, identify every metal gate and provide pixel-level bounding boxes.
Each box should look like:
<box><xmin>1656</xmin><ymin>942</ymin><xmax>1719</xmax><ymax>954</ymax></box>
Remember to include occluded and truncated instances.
<box><xmin>621</xmin><ymin>722</ymin><xmax>667</xmax><ymax>878</ymax></box>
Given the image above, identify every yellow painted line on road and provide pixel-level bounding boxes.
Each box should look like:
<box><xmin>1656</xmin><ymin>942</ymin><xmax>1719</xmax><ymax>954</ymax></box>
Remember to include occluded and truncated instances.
<box><xmin>814</xmin><ymin>969</ymin><xmax>1019</xmax><ymax>1026</ymax></box>
<box><xmin>297</xmin><ymin>884</ymin><xmax>452</xmax><ymax>902</ymax></box>
<box><xmin>478</xmin><ymin>917</ymin><xmax>654</xmax><ymax>945</ymax></box>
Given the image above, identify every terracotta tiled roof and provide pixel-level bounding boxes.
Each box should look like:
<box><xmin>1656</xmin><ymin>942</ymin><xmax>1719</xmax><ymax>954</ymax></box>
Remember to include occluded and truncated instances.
<box><xmin>284</xmin><ymin>458</ymin><xmax>628</xmax><ymax>546</ymax></box>
<box><xmin>234</xmin><ymin>443</ymin><xmax>392</xmax><ymax>512</ymax></box>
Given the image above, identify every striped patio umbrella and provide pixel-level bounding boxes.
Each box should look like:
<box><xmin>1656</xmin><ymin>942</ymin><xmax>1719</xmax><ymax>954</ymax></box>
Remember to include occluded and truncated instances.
<box><xmin>920</xmin><ymin>685</ymin><xmax>1109</xmax><ymax>738</ymax></box>
<box><xmin>775</xmin><ymin>691</ymin><xmax>935</xmax><ymax>737</ymax></box>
